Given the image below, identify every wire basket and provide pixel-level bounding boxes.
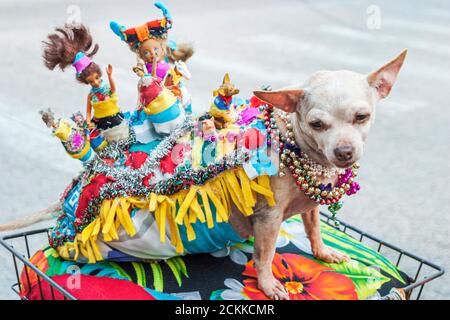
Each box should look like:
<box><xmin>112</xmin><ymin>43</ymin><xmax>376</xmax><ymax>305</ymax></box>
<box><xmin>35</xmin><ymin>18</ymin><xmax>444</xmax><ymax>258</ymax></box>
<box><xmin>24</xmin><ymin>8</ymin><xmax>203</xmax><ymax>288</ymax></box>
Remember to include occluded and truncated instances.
<box><xmin>0</xmin><ymin>212</ymin><xmax>444</xmax><ymax>300</ymax></box>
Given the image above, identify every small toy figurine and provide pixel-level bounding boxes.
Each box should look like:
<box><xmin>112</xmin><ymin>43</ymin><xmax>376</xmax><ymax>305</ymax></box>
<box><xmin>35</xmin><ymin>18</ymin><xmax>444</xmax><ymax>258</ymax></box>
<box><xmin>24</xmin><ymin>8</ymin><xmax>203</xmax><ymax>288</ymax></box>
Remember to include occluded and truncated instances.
<box><xmin>40</xmin><ymin>108</ymin><xmax>94</xmax><ymax>162</ymax></box>
<box><xmin>201</xmin><ymin>117</ymin><xmax>217</xmax><ymax>141</ymax></box>
<box><xmin>209</xmin><ymin>73</ymin><xmax>240</xmax><ymax>129</ymax></box>
<box><xmin>71</xmin><ymin>111</ymin><xmax>108</xmax><ymax>152</ymax></box>
<box><xmin>133</xmin><ymin>65</ymin><xmax>146</xmax><ymax>78</ymax></box>
<box><xmin>70</xmin><ymin>111</ymin><xmax>88</xmax><ymax>130</ymax></box>
<box><xmin>42</xmin><ymin>24</ymin><xmax>128</xmax><ymax>142</ymax></box>
<box><xmin>110</xmin><ymin>2</ymin><xmax>193</xmax><ymax>113</ymax></box>
<box><xmin>137</xmin><ymin>74</ymin><xmax>186</xmax><ymax>135</ymax></box>
<box><xmin>166</xmin><ymin>60</ymin><xmax>192</xmax><ymax>113</ymax></box>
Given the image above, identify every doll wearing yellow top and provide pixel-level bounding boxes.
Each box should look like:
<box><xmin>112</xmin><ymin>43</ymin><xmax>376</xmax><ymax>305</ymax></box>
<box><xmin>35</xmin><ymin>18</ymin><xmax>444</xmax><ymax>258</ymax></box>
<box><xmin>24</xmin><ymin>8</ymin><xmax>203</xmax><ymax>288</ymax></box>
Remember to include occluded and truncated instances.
<box><xmin>110</xmin><ymin>2</ymin><xmax>194</xmax><ymax>114</ymax></box>
<box><xmin>86</xmin><ymin>64</ymin><xmax>124</xmax><ymax>130</ymax></box>
<box><xmin>43</xmin><ymin>24</ymin><xmax>124</xmax><ymax>132</ymax></box>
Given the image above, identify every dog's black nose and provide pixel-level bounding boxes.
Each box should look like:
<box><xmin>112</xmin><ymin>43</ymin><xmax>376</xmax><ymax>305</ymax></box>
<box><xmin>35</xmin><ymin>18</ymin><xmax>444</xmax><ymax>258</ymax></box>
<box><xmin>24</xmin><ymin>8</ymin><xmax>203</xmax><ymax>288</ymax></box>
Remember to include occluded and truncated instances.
<box><xmin>334</xmin><ymin>145</ymin><xmax>354</xmax><ymax>162</ymax></box>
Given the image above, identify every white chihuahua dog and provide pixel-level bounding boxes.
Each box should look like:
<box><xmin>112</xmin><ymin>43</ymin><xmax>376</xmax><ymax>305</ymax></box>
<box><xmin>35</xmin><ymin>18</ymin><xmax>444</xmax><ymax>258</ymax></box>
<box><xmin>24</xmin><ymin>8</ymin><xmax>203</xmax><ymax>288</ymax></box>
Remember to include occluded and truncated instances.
<box><xmin>228</xmin><ymin>49</ymin><xmax>407</xmax><ymax>299</ymax></box>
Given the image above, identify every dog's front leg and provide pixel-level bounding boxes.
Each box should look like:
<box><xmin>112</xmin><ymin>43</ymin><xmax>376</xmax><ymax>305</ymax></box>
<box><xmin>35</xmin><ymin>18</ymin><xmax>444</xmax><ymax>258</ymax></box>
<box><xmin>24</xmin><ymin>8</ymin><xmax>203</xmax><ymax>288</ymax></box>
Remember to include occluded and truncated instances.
<box><xmin>251</xmin><ymin>209</ymin><xmax>289</xmax><ymax>300</ymax></box>
<box><xmin>302</xmin><ymin>207</ymin><xmax>350</xmax><ymax>263</ymax></box>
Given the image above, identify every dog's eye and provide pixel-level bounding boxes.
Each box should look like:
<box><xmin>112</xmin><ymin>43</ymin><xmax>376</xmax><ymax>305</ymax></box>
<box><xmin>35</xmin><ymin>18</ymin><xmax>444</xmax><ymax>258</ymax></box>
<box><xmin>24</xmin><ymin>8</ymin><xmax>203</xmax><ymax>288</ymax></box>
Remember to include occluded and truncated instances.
<box><xmin>309</xmin><ymin>120</ymin><xmax>324</xmax><ymax>130</ymax></box>
<box><xmin>355</xmin><ymin>113</ymin><xmax>370</xmax><ymax>123</ymax></box>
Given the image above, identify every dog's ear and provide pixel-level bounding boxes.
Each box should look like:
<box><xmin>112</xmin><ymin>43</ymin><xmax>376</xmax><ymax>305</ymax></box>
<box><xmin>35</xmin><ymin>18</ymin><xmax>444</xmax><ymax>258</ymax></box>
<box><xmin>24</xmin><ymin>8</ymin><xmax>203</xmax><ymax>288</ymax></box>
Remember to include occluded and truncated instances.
<box><xmin>253</xmin><ymin>89</ymin><xmax>305</xmax><ymax>113</ymax></box>
<box><xmin>368</xmin><ymin>49</ymin><xmax>407</xmax><ymax>99</ymax></box>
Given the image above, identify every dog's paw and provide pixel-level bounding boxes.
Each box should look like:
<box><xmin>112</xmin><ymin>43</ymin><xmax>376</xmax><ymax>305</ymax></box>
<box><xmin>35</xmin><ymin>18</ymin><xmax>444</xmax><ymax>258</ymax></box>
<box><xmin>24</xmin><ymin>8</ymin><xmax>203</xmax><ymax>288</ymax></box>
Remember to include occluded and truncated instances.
<box><xmin>313</xmin><ymin>244</ymin><xmax>350</xmax><ymax>264</ymax></box>
<box><xmin>258</xmin><ymin>274</ymin><xmax>290</xmax><ymax>300</ymax></box>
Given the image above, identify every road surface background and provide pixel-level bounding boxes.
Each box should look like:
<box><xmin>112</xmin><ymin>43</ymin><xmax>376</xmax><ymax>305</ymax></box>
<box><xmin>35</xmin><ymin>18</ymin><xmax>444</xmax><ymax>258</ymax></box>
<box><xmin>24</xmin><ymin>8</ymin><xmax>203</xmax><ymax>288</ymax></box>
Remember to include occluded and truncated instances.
<box><xmin>0</xmin><ymin>0</ymin><xmax>448</xmax><ymax>299</ymax></box>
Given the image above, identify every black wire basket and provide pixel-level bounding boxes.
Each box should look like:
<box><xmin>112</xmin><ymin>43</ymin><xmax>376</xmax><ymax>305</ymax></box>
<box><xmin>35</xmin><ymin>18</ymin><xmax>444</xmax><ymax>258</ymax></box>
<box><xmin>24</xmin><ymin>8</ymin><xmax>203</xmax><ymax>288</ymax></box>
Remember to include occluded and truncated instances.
<box><xmin>0</xmin><ymin>212</ymin><xmax>444</xmax><ymax>300</ymax></box>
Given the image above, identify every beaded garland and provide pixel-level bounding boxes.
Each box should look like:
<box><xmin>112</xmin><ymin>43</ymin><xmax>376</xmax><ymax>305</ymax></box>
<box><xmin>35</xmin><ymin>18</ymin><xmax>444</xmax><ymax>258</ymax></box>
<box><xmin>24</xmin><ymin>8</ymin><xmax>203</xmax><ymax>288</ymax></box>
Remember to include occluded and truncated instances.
<box><xmin>261</xmin><ymin>104</ymin><xmax>361</xmax><ymax>225</ymax></box>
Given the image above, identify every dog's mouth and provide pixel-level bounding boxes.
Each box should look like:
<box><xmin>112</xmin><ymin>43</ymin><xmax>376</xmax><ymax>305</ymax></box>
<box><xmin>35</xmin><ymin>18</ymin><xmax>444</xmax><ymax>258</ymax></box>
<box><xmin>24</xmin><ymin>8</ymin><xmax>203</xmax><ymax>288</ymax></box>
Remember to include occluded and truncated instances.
<box><xmin>333</xmin><ymin>160</ymin><xmax>356</xmax><ymax>169</ymax></box>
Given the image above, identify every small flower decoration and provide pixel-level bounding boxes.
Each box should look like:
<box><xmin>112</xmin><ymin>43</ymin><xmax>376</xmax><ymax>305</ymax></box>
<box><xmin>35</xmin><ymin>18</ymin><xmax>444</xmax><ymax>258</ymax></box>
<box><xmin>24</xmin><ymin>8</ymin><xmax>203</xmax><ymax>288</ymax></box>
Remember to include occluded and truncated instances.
<box><xmin>211</xmin><ymin>231</ymin><xmax>297</xmax><ymax>266</ymax></box>
<box><xmin>216</xmin><ymin>278</ymin><xmax>247</xmax><ymax>300</ymax></box>
<box><xmin>94</xmin><ymin>92</ymin><xmax>106</xmax><ymax>102</ymax></box>
<box><xmin>210</xmin><ymin>242</ymin><xmax>254</xmax><ymax>265</ymax></box>
<box><xmin>242</xmin><ymin>253</ymin><xmax>358</xmax><ymax>300</ymax></box>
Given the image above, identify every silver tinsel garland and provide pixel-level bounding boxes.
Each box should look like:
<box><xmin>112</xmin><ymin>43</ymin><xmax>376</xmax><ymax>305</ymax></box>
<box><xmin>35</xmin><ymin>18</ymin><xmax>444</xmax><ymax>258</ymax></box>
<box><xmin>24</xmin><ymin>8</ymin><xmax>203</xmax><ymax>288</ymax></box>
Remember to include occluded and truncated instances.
<box><xmin>80</xmin><ymin>118</ymin><xmax>193</xmax><ymax>188</ymax></box>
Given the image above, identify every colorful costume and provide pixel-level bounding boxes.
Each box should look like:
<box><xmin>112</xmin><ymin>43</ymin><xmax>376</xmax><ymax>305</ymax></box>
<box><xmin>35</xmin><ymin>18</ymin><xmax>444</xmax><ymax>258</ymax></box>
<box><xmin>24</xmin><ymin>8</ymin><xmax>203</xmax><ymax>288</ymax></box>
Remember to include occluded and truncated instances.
<box><xmin>138</xmin><ymin>75</ymin><xmax>186</xmax><ymax>135</ymax></box>
<box><xmin>49</xmin><ymin>100</ymin><xmax>278</xmax><ymax>263</ymax></box>
<box><xmin>11</xmin><ymin>2</ymin><xmax>402</xmax><ymax>302</ymax></box>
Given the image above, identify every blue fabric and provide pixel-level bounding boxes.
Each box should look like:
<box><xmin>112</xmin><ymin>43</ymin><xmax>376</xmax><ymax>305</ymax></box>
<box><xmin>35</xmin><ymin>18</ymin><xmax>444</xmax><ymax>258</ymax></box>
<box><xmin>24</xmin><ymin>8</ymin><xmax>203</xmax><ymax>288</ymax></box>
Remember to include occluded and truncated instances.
<box><xmin>79</xmin><ymin>148</ymin><xmax>92</xmax><ymax>162</ymax></box>
<box><xmin>232</xmin><ymin>97</ymin><xmax>246</xmax><ymax>106</ymax></box>
<box><xmin>63</xmin><ymin>182</ymin><xmax>81</xmax><ymax>219</ymax></box>
<box><xmin>90</xmin><ymin>135</ymin><xmax>105</xmax><ymax>150</ymax></box>
<box><xmin>72</xmin><ymin>51</ymin><xmax>85</xmax><ymax>64</ymax></box>
<box><xmin>179</xmin><ymin>199</ymin><xmax>245</xmax><ymax>254</ymax></box>
<box><xmin>155</xmin><ymin>1</ymin><xmax>172</xmax><ymax>21</ymax></box>
<box><xmin>109</xmin><ymin>21</ymin><xmax>126</xmax><ymax>41</ymax></box>
<box><xmin>53</xmin><ymin>182</ymin><xmax>82</xmax><ymax>241</ymax></box>
<box><xmin>90</xmin><ymin>80</ymin><xmax>109</xmax><ymax>94</ymax></box>
<box><xmin>147</xmin><ymin>102</ymin><xmax>182</xmax><ymax>123</ymax></box>
<box><xmin>213</xmin><ymin>96</ymin><xmax>230</xmax><ymax>110</ymax></box>
<box><xmin>145</xmin><ymin>288</ymin><xmax>182</xmax><ymax>300</ymax></box>
<box><xmin>128</xmin><ymin>110</ymin><xmax>164</xmax><ymax>152</ymax></box>
<box><xmin>247</xmin><ymin>119</ymin><xmax>278</xmax><ymax>176</ymax></box>
<box><xmin>106</xmin><ymin>249</ymin><xmax>142</xmax><ymax>262</ymax></box>
<box><xmin>122</xmin><ymin>111</ymin><xmax>132</xmax><ymax>120</ymax></box>
<box><xmin>128</xmin><ymin>109</ymin><xmax>148</xmax><ymax>126</ymax></box>
<box><xmin>184</xmin><ymin>103</ymin><xmax>192</xmax><ymax>114</ymax></box>
<box><xmin>129</xmin><ymin>140</ymin><xmax>161</xmax><ymax>154</ymax></box>
<box><xmin>167</xmin><ymin>38</ymin><xmax>177</xmax><ymax>51</ymax></box>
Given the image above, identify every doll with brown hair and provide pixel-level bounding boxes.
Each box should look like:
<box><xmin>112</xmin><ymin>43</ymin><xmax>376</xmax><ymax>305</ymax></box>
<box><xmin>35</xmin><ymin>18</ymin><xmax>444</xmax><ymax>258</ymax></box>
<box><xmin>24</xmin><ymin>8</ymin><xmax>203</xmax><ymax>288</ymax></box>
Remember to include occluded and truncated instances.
<box><xmin>110</xmin><ymin>2</ymin><xmax>193</xmax><ymax>114</ymax></box>
<box><xmin>42</xmin><ymin>24</ymin><xmax>126</xmax><ymax>135</ymax></box>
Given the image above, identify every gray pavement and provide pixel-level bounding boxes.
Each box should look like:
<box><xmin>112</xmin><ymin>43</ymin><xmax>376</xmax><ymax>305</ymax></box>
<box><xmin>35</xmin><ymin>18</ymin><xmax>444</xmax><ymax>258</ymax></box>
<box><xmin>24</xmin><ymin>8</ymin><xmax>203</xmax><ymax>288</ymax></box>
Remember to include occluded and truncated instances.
<box><xmin>0</xmin><ymin>0</ymin><xmax>449</xmax><ymax>299</ymax></box>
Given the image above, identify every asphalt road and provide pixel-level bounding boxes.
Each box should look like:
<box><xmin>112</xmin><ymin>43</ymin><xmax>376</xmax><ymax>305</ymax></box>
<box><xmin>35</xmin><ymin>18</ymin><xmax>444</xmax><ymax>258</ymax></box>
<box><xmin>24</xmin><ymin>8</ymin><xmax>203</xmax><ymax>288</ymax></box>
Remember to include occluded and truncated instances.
<box><xmin>0</xmin><ymin>0</ymin><xmax>449</xmax><ymax>299</ymax></box>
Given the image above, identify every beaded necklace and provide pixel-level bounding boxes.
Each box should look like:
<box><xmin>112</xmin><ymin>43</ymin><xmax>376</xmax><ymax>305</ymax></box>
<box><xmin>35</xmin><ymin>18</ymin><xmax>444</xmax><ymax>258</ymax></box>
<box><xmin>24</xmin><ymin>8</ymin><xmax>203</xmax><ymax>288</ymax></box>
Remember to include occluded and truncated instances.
<box><xmin>261</xmin><ymin>105</ymin><xmax>361</xmax><ymax>225</ymax></box>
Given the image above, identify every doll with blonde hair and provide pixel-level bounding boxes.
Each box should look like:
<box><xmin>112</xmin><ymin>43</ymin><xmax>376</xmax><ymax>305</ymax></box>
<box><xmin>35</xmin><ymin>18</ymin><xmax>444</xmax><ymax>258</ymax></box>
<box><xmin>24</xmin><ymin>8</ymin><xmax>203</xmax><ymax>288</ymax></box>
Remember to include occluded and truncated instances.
<box><xmin>110</xmin><ymin>2</ymin><xmax>193</xmax><ymax>114</ymax></box>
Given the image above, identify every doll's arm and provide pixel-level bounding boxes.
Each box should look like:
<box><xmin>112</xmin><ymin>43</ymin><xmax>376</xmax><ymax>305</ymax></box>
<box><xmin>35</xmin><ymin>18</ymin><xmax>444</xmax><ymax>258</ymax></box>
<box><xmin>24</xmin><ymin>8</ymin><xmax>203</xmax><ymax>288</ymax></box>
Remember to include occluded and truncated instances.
<box><xmin>164</xmin><ymin>72</ymin><xmax>174</xmax><ymax>87</ymax></box>
<box><xmin>106</xmin><ymin>64</ymin><xmax>116</xmax><ymax>94</ymax></box>
<box><xmin>86</xmin><ymin>94</ymin><xmax>93</xmax><ymax>124</ymax></box>
<box><xmin>136</xmin><ymin>83</ymin><xmax>142</xmax><ymax>110</ymax></box>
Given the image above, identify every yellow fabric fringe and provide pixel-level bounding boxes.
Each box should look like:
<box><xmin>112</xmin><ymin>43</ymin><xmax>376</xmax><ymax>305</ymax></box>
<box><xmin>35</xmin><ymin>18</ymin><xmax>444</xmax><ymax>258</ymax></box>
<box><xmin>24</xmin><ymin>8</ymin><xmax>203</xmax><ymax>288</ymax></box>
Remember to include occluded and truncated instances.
<box><xmin>57</xmin><ymin>168</ymin><xmax>275</xmax><ymax>263</ymax></box>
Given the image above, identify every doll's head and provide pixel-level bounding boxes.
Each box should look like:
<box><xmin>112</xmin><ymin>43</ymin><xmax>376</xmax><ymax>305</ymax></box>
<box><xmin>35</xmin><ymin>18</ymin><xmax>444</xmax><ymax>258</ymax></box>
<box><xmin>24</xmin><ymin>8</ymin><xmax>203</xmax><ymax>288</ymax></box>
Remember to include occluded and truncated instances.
<box><xmin>71</xmin><ymin>111</ymin><xmax>87</xmax><ymax>128</ymax></box>
<box><xmin>39</xmin><ymin>108</ymin><xmax>58</xmax><ymax>129</ymax></box>
<box><xmin>110</xmin><ymin>2</ymin><xmax>194</xmax><ymax>66</ymax></box>
<box><xmin>139</xmin><ymin>38</ymin><xmax>166</xmax><ymax>64</ymax></box>
<box><xmin>43</xmin><ymin>24</ymin><xmax>102</xmax><ymax>87</ymax></box>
